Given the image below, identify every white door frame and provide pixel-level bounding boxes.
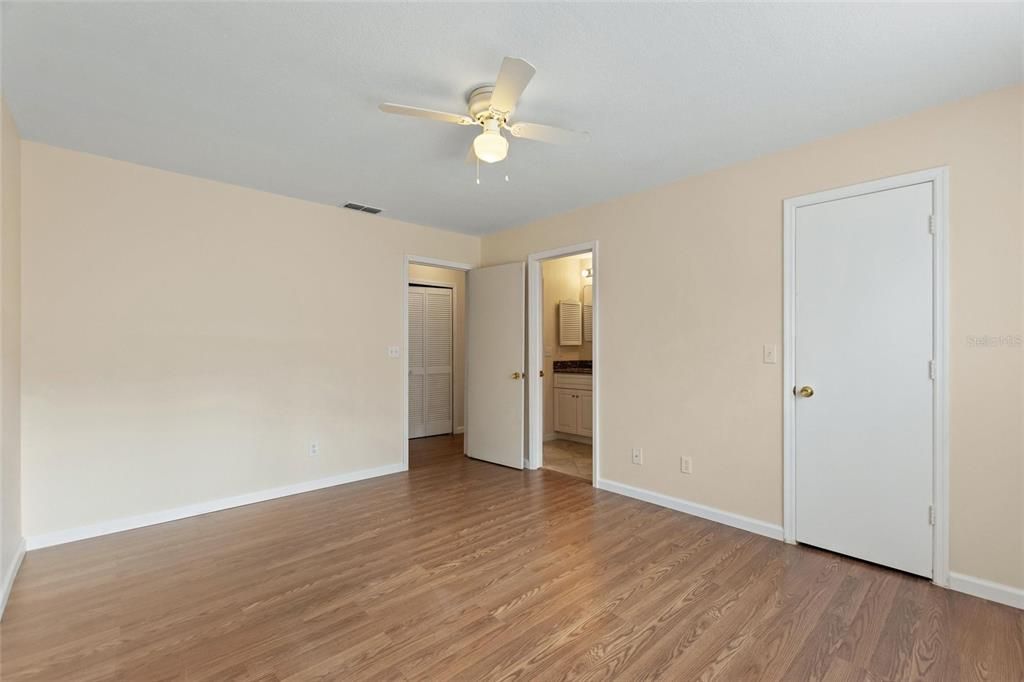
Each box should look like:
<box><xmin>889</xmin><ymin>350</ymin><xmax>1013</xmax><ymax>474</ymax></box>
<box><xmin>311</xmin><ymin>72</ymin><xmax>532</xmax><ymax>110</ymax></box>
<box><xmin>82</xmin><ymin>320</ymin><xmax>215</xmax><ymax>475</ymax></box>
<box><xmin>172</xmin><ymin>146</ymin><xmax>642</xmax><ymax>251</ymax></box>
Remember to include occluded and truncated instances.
<box><xmin>527</xmin><ymin>241</ymin><xmax>599</xmax><ymax>484</ymax></box>
<box><xmin>403</xmin><ymin>256</ymin><xmax>474</xmax><ymax>470</ymax></box>
<box><xmin>782</xmin><ymin>167</ymin><xmax>950</xmax><ymax>586</ymax></box>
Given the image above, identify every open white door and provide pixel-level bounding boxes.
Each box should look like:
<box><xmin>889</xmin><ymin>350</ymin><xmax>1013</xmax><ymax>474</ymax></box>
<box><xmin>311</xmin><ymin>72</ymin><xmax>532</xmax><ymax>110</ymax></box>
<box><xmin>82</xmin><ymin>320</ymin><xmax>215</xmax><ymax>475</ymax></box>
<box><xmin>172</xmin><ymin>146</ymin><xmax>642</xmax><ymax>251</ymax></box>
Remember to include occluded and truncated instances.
<box><xmin>466</xmin><ymin>262</ymin><xmax>526</xmax><ymax>469</ymax></box>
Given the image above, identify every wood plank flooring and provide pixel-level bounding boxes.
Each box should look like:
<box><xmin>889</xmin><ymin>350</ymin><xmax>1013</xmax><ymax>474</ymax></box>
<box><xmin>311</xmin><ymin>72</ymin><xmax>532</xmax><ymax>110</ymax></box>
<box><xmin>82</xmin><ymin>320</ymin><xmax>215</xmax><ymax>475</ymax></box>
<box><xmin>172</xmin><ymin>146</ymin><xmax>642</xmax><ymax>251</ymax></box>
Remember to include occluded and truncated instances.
<box><xmin>1</xmin><ymin>434</ymin><xmax>1021</xmax><ymax>680</ymax></box>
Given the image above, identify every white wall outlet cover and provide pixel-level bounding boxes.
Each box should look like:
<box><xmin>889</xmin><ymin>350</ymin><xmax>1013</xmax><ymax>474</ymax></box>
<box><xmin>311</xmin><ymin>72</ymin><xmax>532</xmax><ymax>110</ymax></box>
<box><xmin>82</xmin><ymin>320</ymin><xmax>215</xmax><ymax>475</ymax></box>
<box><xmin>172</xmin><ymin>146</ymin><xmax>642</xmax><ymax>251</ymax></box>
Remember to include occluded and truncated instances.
<box><xmin>763</xmin><ymin>344</ymin><xmax>778</xmax><ymax>364</ymax></box>
<box><xmin>631</xmin><ymin>447</ymin><xmax>643</xmax><ymax>465</ymax></box>
<box><xmin>387</xmin><ymin>345</ymin><xmax>400</xmax><ymax>358</ymax></box>
<box><xmin>681</xmin><ymin>456</ymin><xmax>693</xmax><ymax>474</ymax></box>
<box><xmin>309</xmin><ymin>441</ymin><xmax>320</xmax><ymax>456</ymax></box>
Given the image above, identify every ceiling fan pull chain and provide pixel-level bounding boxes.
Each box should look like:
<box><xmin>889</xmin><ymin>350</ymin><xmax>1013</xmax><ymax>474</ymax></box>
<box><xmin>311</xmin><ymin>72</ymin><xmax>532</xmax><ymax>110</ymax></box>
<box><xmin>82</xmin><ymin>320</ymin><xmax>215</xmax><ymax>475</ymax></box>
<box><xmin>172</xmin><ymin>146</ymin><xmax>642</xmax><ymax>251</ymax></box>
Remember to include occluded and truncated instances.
<box><xmin>476</xmin><ymin>157</ymin><xmax>480</xmax><ymax>185</ymax></box>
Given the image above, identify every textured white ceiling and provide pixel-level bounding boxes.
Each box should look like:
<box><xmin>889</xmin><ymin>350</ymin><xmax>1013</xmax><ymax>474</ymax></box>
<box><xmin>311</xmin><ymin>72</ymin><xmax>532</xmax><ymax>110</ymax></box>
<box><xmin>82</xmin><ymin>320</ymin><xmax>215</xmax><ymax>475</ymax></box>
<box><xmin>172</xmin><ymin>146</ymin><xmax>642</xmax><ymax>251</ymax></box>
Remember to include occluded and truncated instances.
<box><xmin>2</xmin><ymin>2</ymin><xmax>1021</xmax><ymax>234</ymax></box>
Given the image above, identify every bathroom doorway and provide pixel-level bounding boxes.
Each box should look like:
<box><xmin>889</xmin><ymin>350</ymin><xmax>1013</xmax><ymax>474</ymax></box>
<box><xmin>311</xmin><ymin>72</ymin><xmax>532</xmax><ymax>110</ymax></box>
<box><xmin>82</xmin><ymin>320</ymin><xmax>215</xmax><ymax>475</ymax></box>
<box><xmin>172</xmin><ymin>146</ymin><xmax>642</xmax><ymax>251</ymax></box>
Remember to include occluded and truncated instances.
<box><xmin>527</xmin><ymin>242</ymin><xmax>598</xmax><ymax>484</ymax></box>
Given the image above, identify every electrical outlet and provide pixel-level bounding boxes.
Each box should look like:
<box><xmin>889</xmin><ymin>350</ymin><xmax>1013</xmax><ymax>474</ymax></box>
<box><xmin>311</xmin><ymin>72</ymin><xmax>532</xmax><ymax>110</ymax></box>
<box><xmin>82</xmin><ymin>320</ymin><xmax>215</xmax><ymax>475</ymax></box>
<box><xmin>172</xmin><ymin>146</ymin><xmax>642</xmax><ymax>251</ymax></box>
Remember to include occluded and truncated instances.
<box><xmin>763</xmin><ymin>344</ymin><xmax>778</xmax><ymax>364</ymax></box>
<box><xmin>387</xmin><ymin>345</ymin><xmax>400</xmax><ymax>359</ymax></box>
<box><xmin>680</xmin><ymin>456</ymin><xmax>693</xmax><ymax>474</ymax></box>
<box><xmin>309</xmin><ymin>441</ymin><xmax>320</xmax><ymax>457</ymax></box>
<box><xmin>631</xmin><ymin>448</ymin><xmax>643</xmax><ymax>465</ymax></box>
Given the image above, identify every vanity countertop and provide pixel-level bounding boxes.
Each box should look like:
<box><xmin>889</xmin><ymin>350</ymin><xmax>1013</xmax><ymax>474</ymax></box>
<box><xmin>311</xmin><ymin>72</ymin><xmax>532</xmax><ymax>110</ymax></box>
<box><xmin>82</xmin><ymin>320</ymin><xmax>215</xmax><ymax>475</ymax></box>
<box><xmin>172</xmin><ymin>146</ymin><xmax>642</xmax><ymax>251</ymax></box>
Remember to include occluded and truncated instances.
<box><xmin>553</xmin><ymin>360</ymin><xmax>592</xmax><ymax>375</ymax></box>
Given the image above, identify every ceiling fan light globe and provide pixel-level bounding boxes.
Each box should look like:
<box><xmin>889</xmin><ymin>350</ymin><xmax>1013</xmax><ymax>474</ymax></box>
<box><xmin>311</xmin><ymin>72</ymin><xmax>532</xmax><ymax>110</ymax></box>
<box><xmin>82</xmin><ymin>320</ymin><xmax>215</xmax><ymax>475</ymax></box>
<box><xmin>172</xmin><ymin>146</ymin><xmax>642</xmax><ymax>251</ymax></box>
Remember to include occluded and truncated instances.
<box><xmin>473</xmin><ymin>131</ymin><xmax>508</xmax><ymax>164</ymax></box>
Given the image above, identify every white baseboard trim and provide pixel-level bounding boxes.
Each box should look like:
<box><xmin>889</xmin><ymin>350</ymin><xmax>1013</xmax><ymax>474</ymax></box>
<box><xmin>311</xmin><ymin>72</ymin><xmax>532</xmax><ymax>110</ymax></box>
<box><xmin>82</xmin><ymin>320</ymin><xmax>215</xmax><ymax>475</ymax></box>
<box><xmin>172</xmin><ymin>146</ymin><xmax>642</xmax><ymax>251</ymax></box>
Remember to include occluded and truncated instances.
<box><xmin>949</xmin><ymin>572</ymin><xmax>1024</xmax><ymax>610</ymax></box>
<box><xmin>0</xmin><ymin>537</ymin><xmax>26</xmax><ymax>621</ymax></box>
<box><xmin>596</xmin><ymin>478</ymin><xmax>784</xmax><ymax>541</ymax></box>
<box><xmin>26</xmin><ymin>462</ymin><xmax>406</xmax><ymax>551</ymax></box>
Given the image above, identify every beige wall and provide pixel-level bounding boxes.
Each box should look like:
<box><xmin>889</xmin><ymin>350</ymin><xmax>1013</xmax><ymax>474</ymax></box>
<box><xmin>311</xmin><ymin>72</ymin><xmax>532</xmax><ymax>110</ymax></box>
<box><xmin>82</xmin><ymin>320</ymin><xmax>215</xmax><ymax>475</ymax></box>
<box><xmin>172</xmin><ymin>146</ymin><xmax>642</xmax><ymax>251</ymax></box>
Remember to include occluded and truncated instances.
<box><xmin>541</xmin><ymin>254</ymin><xmax>592</xmax><ymax>437</ymax></box>
<box><xmin>0</xmin><ymin>98</ymin><xmax>23</xmax><ymax>601</ymax></box>
<box><xmin>484</xmin><ymin>86</ymin><xmax>1024</xmax><ymax>589</ymax></box>
<box><xmin>21</xmin><ymin>142</ymin><xmax>479</xmax><ymax>539</ymax></box>
<box><xmin>408</xmin><ymin>264</ymin><xmax>466</xmax><ymax>433</ymax></box>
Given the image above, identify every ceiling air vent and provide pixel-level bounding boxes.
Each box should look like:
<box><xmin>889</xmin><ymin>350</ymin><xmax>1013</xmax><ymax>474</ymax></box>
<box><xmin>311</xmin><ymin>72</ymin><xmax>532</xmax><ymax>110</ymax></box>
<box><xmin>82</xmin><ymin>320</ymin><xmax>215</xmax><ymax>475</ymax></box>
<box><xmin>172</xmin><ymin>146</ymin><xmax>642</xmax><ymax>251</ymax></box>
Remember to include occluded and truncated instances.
<box><xmin>342</xmin><ymin>202</ymin><xmax>383</xmax><ymax>215</ymax></box>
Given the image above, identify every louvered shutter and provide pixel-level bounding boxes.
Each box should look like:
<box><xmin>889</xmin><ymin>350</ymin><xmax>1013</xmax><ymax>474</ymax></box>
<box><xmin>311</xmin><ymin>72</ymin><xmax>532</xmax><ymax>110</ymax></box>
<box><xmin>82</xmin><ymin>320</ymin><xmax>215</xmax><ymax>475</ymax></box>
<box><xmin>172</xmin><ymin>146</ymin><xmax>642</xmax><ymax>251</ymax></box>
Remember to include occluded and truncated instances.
<box><xmin>559</xmin><ymin>300</ymin><xmax>583</xmax><ymax>346</ymax></box>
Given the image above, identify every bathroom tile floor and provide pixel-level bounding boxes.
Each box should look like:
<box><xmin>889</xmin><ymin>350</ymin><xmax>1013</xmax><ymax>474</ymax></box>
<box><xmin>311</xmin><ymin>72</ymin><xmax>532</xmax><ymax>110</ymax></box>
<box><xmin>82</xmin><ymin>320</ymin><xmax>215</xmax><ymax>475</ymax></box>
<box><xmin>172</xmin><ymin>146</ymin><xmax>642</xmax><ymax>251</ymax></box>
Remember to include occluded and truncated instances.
<box><xmin>542</xmin><ymin>439</ymin><xmax>593</xmax><ymax>482</ymax></box>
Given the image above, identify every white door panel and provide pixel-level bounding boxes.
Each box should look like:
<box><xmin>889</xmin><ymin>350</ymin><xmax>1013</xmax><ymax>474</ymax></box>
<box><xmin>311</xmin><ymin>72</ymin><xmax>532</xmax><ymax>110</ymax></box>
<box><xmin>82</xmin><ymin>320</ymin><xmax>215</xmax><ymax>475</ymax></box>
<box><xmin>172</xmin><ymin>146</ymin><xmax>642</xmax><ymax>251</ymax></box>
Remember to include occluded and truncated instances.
<box><xmin>795</xmin><ymin>182</ymin><xmax>934</xmax><ymax>578</ymax></box>
<box><xmin>466</xmin><ymin>263</ymin><xmax>526</xmax><ymax>469</ymax></box>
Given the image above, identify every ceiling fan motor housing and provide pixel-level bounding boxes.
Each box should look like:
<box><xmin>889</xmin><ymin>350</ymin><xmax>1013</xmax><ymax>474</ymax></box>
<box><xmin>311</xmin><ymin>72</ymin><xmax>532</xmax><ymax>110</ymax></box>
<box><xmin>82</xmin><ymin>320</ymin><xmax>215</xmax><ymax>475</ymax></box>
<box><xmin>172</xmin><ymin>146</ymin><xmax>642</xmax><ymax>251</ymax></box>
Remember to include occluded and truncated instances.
<box><xmin>468</xmin><ymin>85</ymin><xmax>503</xmax><ymax>122</ymax></box>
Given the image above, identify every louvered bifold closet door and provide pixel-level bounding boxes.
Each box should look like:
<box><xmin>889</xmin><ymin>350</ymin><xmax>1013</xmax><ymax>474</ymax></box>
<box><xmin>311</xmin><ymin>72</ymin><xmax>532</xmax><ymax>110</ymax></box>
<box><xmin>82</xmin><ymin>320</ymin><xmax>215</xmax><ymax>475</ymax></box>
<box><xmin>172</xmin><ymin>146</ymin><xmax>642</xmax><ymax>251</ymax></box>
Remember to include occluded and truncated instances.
<box><xmin>423</xmin><ymin>288</ymin><xmax>453</xmax><ymax>436</ymax></box>
<box><xmin>408</xmin><ymin>286</ymin><xmax>453</xmax><ymax>438</ymax></box>
<box><xmin>408</xmin><ymin>288</ymin><xmax>427</xmax><ymax>438</ymax></box>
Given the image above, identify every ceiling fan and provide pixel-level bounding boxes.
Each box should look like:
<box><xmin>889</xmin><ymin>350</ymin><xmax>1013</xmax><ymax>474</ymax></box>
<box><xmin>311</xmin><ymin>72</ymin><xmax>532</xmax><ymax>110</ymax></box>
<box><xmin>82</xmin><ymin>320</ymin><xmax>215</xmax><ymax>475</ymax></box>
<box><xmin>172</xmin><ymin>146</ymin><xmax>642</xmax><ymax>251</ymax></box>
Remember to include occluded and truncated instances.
<box><xmin>379</xmin><ymin>57</ymin><xmax>589</xmax><ymax>165</ymax></box>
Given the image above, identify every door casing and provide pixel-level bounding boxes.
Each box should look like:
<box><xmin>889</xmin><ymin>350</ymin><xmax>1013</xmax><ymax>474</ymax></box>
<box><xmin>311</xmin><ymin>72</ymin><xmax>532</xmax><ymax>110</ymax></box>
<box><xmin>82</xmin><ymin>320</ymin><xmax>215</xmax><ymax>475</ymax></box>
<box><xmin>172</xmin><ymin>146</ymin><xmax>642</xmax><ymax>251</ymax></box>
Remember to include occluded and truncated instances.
<box><xmin>782</xmin><ymin>167</ymin><xmax>950</xmax><ymax>586</ymax></box>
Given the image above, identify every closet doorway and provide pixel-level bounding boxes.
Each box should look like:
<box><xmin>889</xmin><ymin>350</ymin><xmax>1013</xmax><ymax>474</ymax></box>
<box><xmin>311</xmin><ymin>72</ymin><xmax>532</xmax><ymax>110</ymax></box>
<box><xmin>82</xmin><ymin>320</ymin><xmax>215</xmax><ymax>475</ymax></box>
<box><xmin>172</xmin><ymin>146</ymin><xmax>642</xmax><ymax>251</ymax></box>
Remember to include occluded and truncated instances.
<box><xmin>405</xmin><ymin>259</ymin><xmax>470</xmax><ymax>452</ymax></box>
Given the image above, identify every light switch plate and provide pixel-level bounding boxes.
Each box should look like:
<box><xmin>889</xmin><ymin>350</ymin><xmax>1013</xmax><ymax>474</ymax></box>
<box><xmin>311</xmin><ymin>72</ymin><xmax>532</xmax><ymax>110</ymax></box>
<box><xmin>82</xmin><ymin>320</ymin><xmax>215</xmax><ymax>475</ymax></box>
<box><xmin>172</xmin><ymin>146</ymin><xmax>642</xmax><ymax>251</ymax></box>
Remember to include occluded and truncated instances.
<box><xmin>631</xmin><ymin>448</ymin><xmax>643</xmax><ymax>465</ymax></box>
<box><xmin>763</xmin><ymin>344</ymin><xmax>778</xmax><ymax>364</ymax></box>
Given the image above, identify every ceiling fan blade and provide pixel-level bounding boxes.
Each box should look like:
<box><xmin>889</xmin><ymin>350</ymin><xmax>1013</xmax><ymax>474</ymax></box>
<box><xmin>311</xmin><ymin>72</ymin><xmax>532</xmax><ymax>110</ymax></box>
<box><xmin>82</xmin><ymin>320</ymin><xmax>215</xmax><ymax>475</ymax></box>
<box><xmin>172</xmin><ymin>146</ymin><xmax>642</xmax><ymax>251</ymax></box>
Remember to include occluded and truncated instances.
<box><xmin>489</xmin><ymin>57</ymin><xmax>536</xmax><ymax>116</ymax></box>
<box><xmin>379</xmin><ymin>103</ymin><xmax>474</xmax><ymax>126</ymax></box>
<box><xmin>508</xmin><ymin>121</ymin><xmax>589</xmax><ymax>145</ymax></box>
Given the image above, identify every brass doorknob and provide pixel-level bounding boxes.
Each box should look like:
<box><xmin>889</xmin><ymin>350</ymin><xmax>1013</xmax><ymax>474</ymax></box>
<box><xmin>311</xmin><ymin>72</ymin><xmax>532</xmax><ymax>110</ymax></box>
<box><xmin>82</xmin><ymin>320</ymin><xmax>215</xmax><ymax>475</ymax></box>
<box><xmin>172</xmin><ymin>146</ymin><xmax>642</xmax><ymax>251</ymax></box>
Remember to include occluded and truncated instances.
<box><xmin>511</xmin><ymin>371</ymin><xmax>523</xmax><ymax>380</ymax></box>
<box><xmin>797</xmin><ymin>385</ymin><xmax>815</xmax><ymax>398</ymax></box>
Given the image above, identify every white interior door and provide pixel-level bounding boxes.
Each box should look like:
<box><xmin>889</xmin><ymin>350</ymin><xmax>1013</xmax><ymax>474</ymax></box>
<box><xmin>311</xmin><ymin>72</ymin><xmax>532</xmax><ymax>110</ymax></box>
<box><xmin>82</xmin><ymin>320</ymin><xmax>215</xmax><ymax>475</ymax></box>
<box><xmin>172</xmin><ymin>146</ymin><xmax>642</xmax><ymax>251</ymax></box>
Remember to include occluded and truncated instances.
<box><xmin>794</xmin><ymin>181</ymin><xmax>934</xmax><ymax>577</ymax></box>
<box><xmin>408</xmin><ymin>286</ymin><xmax>453</xmax><ymax>439</ymax></box>
<box><xmin>466</xmin><ymin>263</ymin><xmax>525</xmax><ymax>469</ymax></box>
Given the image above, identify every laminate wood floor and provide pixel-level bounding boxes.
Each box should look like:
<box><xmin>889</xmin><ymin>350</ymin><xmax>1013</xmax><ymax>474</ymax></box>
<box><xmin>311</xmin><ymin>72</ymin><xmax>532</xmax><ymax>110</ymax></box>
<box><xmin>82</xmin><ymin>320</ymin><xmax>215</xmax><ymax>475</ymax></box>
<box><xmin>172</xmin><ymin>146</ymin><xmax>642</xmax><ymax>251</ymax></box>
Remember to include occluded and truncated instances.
<box><xmin>1</xmin><ymin>434</ymin><xmax>1021</xmax><ymax>681</ymax></box>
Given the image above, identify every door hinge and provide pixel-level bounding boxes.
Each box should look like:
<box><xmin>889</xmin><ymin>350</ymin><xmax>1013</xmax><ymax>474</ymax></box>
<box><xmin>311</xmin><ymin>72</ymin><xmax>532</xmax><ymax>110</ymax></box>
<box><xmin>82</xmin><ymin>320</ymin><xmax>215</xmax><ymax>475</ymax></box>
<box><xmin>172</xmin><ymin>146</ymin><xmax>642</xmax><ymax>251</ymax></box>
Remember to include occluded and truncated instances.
<box><xmin>928</xmin><ymin>215</ymin><xmax>936</xmax><ymax>235</ymax></box>
<box><xmin>928</xmin><ymin>360</ymin><xmax>936</xmax><ymax>380</ymax></box>
<box><xmin>928</xmin><ymin>505</ymin><xmax>936</xmax><ymax>526</ymax></box>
